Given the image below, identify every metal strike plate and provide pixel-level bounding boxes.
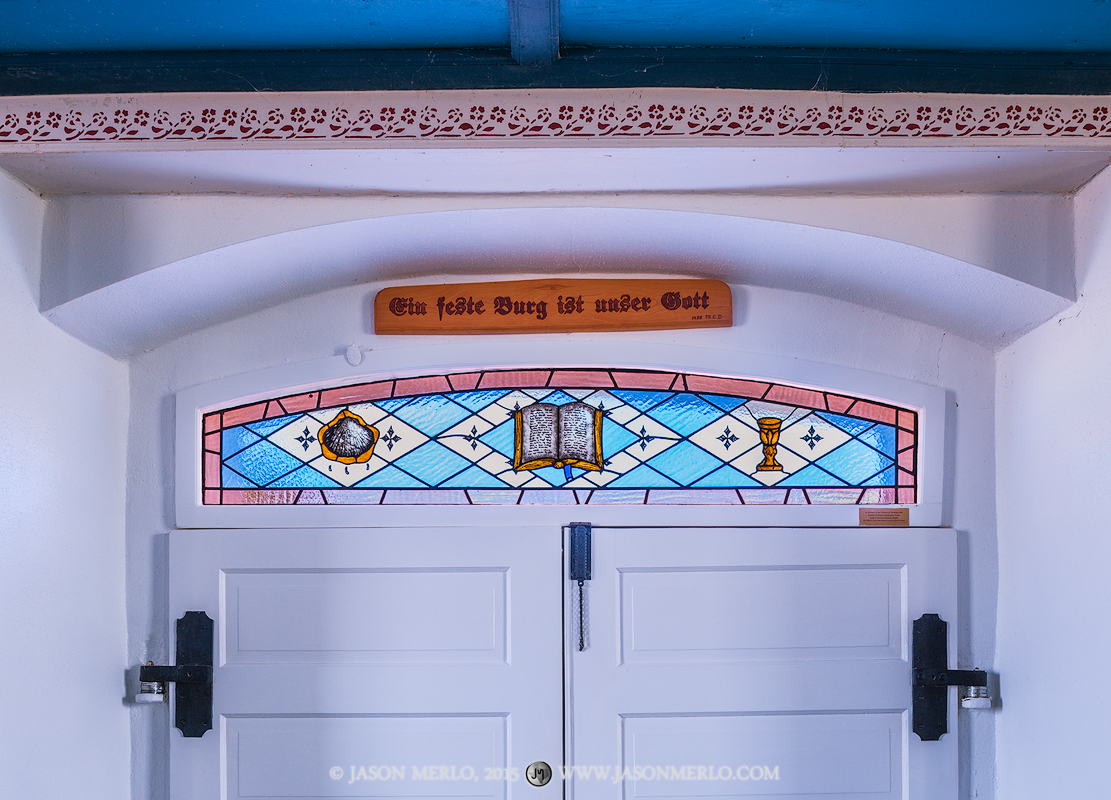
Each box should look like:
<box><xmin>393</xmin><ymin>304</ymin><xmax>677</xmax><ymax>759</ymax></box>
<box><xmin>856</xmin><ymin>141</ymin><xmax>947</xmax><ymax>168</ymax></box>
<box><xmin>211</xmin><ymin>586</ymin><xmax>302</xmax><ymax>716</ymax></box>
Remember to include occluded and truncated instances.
<box><xmin>140</xmin><ymin>611</ymin><xmax>214</xmax><ymax>738</ymax></box>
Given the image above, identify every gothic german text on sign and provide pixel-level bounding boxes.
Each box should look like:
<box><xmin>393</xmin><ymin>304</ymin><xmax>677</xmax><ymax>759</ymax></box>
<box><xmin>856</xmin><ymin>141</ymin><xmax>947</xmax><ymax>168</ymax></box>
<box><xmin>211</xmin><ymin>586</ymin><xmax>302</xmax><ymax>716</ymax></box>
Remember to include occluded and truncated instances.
<box><xmin>374</xmin><ymin>279</ymin><xmax>732</xmax><ymax>334</ymax></box>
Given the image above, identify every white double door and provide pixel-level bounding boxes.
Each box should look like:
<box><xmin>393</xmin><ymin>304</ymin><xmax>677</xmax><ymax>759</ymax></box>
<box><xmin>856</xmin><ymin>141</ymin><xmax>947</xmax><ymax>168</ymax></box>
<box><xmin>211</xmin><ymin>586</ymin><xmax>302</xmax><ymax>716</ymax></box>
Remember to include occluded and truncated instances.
<box><xmin>169</xmin><ymin>525</ymin><xmax>956</xmax><ymax>800</ymax></box>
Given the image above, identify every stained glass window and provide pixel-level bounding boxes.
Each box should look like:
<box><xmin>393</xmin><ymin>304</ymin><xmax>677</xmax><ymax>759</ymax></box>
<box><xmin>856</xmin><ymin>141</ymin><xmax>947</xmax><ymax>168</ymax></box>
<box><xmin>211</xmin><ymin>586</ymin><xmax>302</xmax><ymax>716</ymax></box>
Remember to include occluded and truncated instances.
<box><xmin>202</xmin><ymin>369</ymin><xmax>917</xmax><ymax>506</ymax></box>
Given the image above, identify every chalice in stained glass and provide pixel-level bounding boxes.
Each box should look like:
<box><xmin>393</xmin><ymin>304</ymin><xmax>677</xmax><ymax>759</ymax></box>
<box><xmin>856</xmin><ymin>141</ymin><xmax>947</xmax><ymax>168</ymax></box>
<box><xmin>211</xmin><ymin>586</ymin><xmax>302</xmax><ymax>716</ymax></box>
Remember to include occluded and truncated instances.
<box><xmin>756</xmin><ymin>417</ymin><xmax>784</xmax><ymax>471</ymax></box>
<box><xmin>745</xmin><ymin>400</ymin><xmax>798</xmax><ymax>473</ymax></box>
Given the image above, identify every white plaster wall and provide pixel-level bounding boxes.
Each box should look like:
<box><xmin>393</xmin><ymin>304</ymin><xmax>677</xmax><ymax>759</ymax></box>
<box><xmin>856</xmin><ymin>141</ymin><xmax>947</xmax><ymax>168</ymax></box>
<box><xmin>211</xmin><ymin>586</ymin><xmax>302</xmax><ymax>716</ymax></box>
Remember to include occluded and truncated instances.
<box><xmin>127</xmin><ymin>270</ymin><xmax>999</xmax><ymax>798</ymax></box>
<box><xmin>995</xmin><ymin>165</ymin><xmax>1111</xmax><ymax>798</ymax></box>
<box><xmin>42</xmin><ymin>191</ymin><xmax>1073</xmax><ymax>310</ymax></box>
<box><xmin>0</xmin><ymin>171</ymin><xmax>130</xmax><ymax>797</ymax></box>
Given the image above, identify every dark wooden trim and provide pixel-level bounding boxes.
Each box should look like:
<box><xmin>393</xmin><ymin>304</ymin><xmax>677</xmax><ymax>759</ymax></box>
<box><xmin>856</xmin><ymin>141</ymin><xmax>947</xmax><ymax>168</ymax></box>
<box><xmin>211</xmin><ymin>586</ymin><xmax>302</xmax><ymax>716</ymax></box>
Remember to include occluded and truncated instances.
<box><xmin>2</xmin><ymin>46</ymin><xmax>1111</xmax><ymax>96</ymax></box>
<box><xmin>510</xmin><ymin>0</ymin><xmax>558</xmax><ymax>66</ymax></box>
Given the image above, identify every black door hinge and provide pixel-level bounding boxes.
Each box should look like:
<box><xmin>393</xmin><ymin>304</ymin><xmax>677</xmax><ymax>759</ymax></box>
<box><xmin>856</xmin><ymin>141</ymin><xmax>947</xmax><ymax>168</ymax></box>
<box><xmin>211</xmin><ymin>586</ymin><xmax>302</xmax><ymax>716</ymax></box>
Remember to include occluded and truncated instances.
<box><xmin>912</xmin><ymin>613</ymin><xmax>989</xmax><ymax>741</ymax></box>
<box><xmin>140</xmin><ymin>611</ymin><xmax>214</xmax><ymax>738</ymax></box>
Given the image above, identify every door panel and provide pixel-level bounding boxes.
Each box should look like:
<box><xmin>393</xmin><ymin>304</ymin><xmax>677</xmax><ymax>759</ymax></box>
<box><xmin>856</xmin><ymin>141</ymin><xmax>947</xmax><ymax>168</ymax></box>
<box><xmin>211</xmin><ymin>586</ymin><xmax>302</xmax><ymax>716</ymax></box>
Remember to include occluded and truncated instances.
<box><xmin>223</xmin><ymin>568</ymin><xmax>508</xmax><ymax>664</ymax></box>
<box><xmin>566</xmin><ymin>527</ymin><xmax>957</xmax><ymax>800</ymax></box>
<box><xmin>169</xmin><ymin>525</ymin><xmax>957</xmax><ymax>800</ymax></box>
<box><xmin>170</xmin><ymin>528</ymin><xmax>563</xmax><ymax>800</ymax></box>
<box><xmin>227</xmin><ymin>716</ymin><xmax>507</xmax><ymax>798</ymax></box>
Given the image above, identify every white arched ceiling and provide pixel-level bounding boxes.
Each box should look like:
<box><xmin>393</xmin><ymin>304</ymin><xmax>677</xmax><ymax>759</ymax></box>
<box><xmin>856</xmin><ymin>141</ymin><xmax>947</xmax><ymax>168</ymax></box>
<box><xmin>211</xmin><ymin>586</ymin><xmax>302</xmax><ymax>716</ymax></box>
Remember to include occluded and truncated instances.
<box><xmin>42</xmin><ymin>206</ymin><xmax>1071</xmax><ymax>357</ymax></box>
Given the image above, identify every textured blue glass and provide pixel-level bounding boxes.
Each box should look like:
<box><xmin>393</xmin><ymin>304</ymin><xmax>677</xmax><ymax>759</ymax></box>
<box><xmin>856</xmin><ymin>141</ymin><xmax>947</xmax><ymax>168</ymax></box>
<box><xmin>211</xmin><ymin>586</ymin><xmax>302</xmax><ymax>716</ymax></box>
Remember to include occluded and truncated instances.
<box><xmin>393</xmin><ymin>442</ymin><xmax>472</xmax><ymax>486</ymax></box>
<box><xmin>816</xmin><ymin>440</ymin><xmax>894</xmax><ymax>485</ymax></box>
<box><xmin>858</xmin><ymin>425</ymin><xmax>897</xmax><ymax>458</ymax></box>
<box><xmin>643</xmin><ymin>393</ymin><xmax>722</xmax><ymax>437</ymax></box>
<box><xmin>392</xmin><ymin>394</ymin><xmax>472</xmax><ymax>436</ymax></box>
<box><xmin>447</xmin><ymin>389</ymin><xmax>510</xmax><ymax>411</ymax></box>
<box><xmin>270</xmin><ymin>465</ymin><xmax>341</xmax><ymax>489</ymax></box>
<box><xmin>222</xmin><ymin>465</ymin><xmax>258</xmax><ymax>489</ymax></box>
<box><xmin>815</xmin><ymin>412</ymin><xmax>875</xmax><ymax>436</ymax></box>
<box><xmin>608</xmin><ymin>463</ymin><xmax>680</xmax><ymax>488</ymax></box>
<box><xmin>611</xmin><ymin>389</ymin><xmax>671</xmax><ymax>411</ymax></box>
<box><xmin>601</xmin><ymin>418</ymin><xmax>639</xmax><ymax>457</ymax></box>
<box><xmin>246</xmin><ymin>414</ymin><xmax>299</xmax><ymax>437</ymax></box>
<box><xmin>647</xmin><ymin>440</ymin><xmax>724</xmax><ymax>485</ymax></box>
<box><xmin>441</xmin><ymin>465</ymin><xmax>510</xmax><ymax>488</ymax></box>
<box><xmin>354</xmin><ymin>464</ymin><xmax>427</xmax><ymax>489</ymax></box>
<box><xmin>479</xmin><ymin>419</ymin><xmax>517</xmax><ymax>458</ymax></box>
<box><xmin>225</xmin><ymin>440</ymin><xmax>302</xmax><ymax>486</ymax></box>
<box><xmin>779</xmin><ymin>464</ymin><xmax>849</xmax><ymax>487</ymax></box>
<box><xmin>702</xmin><ymin>394</ymin><xmax>748</xmax><ymax>413</ymax></box>
<box><xmin>538</xmin><ymin>389</ymin><xmax>580</xmax><ymax>406</ymax></box>
<box><xmin>693</xmin><ymin>464</ymin><xmax>761</xmax><ymax>488</ymax></box>
<box><xmin>862</xmin><ymin>466</ymin><xmax>897</xmax><ymax>487</ymax></box>
<box><xmin>222</xmin><ymin>426</ymin><xmax>261</xmax><ymax>459</ymax></box>
<box><xmin>376</xmin><ymin>396</ymin><xmax>414</xmax><ymax>414</ymax></box>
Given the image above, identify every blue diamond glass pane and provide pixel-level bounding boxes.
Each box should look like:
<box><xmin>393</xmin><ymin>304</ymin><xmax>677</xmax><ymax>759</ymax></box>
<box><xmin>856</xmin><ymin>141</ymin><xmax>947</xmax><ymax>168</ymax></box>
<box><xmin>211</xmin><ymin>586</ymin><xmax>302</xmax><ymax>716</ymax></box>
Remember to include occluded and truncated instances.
<box><xmin>537</xmin><ymin>390</ymin><xmax>578</xmax><ymax>406</ymax></box>
<box><xmin>376</xmin><ymin>396</ymin><xmax>413</xmax><ymax>414</ymax></box>
<box><xmin>862</xmin><ymin>466</ymin><xmax>897</xmax><ymax>487</ymax></box>
<box><xmin>225</xmin><ymin>440</ymin><xmax>302</xmax><ymax>486</ymax></box>
<box><xmin>221</xmin><ymin>426</ymin><xmax>261</xmax><ymax>459</ymax></box>
<box><xmin>245</xmin><ymin>414</ymin><xmax>300</xmax><ymax>437</ymax></box>
<box><xmin>778</xmin><ymin>464</ymin><xmax>849</xmax><ymax>487</ymax></box>
<box><xmin>269</xmin><ymin>465</ymin><xmax>342</xmax><ymax>489</ymax></box>
<box><xmin>354</xmin><ymin>464</ymin><xmax>428</xmax><ymax>488</ymax></box>
<box><xmin>441</xmin><ymin>465</ymin><xmax>510</xmax><ymax>488</ymax></box>
<box><xmin>393</xmin><ymin>441</ymin><xmax>472</xmax><ymax>486</ymax></box>
<box><xmin>816</xmin><ymin>439</ymin><xmax>895</xmax><ymax>485</ymax></box>
<box><xmin>646</xmin><ymin>440</ymin><xmax>724</xmax><ymax>486</ymax></box>
<box><xmin>611</xmin><ymin>389</ymin><xmax>671</xmax><ymax>411</ymax></box>
<box><xmin>608</xmin><ymin>463</ymin><xmax>680</xmax><ymax>488</ymax></box>
<box><xmin>480</xmin><ymin>418</ymin><xmax>517</xmax><ymax>458</ymax></box>
<box><xmin>447</xmin><ymin>389</ymin><xmax>510</xmax><ymax>411</ymax></box>
<box><xmin>392</xmin><ymin>394</ymin><xmax>472</xmax><ymax>436</ymax></box>
<box><xmin>702</xmin><ymin>393</ymin><xmax>748</xmax><ymax>413</ymax></box>
<box><xmin>222</xmin><ymin>465</ymin><xmax>258</xmax><ymax>489</ymax></box>
<box><xmin>858</xmin><ymin>424</ymin><xmax>897</xmax><ymax>458</ymax></box>
<box><xmin>815</xmin><ymin>412</ymin><xmax>874</xmax><ymax>436</ymax></box>
<box><xmin>601</xmin><ymin>418</ymin><xmax>639</xmax><ymax>457</ymax></box>
<box><xmin>693</xmin><ymin>464</ymin><xmax>761</xmax><ymax>488</ymax></box>
<box><xmin>643</xmin><ymin>393</ymin><xmax>722</xmax><ymax>437</ymax></box>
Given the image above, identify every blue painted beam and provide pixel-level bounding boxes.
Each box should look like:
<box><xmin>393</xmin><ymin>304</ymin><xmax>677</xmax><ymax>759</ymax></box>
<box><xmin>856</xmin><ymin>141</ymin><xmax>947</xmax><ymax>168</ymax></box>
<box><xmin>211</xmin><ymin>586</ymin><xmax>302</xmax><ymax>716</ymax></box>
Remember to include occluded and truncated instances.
<box><xmin>0</xmin><ymin>0</ymin><xmax>511</xmax><ymax>52</ymax></box>
<box><xmin>510</xmin><ymin>0</ymin><xmax>558</xmax><ymax>65</ymax></box>
<box><xmin>3</xmin><ymin>47</ymin><xmax>1111</xmax><ymax>96</ymax></box>
<box><xmin>560</xmin><ymin>0</ymin><xmax>1111</xmax><ymax>53</ymax></box>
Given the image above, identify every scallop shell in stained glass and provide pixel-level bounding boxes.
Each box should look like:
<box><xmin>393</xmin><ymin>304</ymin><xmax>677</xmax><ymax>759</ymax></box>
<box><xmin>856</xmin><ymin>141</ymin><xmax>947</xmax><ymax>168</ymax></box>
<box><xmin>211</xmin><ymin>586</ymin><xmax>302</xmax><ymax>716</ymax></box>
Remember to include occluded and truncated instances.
<box><xmin>319</xmin><ymin>410</ymin><xmax>379</xmax><ymax>464</ymax></box>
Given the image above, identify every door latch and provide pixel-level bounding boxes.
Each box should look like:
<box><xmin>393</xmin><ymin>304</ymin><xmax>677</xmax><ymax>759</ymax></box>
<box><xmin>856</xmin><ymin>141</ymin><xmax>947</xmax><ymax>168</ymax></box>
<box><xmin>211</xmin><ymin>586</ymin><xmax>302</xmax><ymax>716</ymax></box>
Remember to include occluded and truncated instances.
<box><xmin>912</xmin><ymin>613</ymin><xmax>990</xmax><ymax>741</ymax></box>
<box><xmin>139</xmin><ymin>611</ymin><xmax>214</xmax><ymax>738</ymax></box>
<box><xmin>569</xmin><ymin>522</ymin><xmax>591</xmax><ymax>651</ymax></box>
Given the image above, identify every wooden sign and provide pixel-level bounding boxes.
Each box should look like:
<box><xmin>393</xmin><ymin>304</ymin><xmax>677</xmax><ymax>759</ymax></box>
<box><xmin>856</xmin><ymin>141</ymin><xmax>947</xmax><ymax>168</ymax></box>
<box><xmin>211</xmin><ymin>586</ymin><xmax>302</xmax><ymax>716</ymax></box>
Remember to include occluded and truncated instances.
<box><xmin>374</xmin><ymin>279</ymin><xmax>732</xmax><ymax>335</ymax></box>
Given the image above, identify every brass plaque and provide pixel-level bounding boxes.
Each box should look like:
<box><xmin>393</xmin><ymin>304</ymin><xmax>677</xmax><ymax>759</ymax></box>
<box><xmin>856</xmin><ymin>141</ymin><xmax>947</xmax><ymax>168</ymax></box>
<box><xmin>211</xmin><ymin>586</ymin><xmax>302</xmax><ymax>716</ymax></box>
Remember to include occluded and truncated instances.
<box><xmin>859</xmin><ymin>507</ymin><xmax>910</xmax><ymax>527</ymax></box>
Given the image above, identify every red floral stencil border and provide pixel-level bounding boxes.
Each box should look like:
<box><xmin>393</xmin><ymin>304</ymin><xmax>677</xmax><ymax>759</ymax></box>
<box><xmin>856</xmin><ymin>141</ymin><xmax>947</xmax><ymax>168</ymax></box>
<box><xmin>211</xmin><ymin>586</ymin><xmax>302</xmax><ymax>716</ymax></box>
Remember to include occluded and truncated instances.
<box><xmin>4</xmin><ymin>94</ymin><xmax>1111</xmax><ymax>145</ymax></box>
